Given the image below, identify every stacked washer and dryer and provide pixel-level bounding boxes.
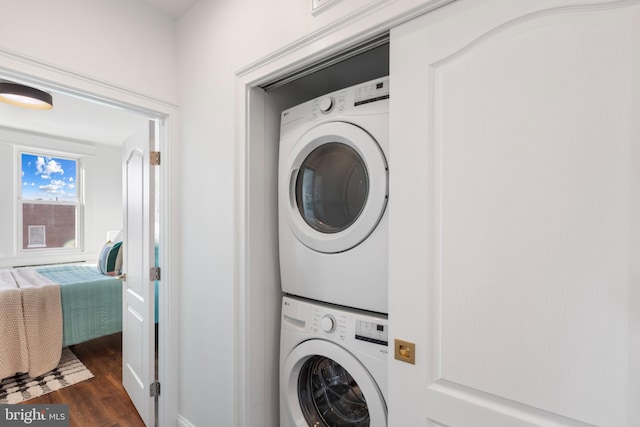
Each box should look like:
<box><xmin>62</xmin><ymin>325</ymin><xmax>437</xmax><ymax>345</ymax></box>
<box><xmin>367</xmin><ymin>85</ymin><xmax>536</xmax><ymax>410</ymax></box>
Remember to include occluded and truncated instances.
<box><xmin>278</xmin><ymin>77</ymin><xmax>390</xmax><ymax>427</ymax></box>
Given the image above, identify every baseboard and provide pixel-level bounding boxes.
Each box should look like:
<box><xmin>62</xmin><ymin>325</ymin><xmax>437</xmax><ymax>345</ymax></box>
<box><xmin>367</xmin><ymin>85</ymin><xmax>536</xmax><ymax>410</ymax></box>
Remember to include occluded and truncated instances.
<box><xmin>176</xmin><ymin>414</ymin><xmax>196</xmax><ymax>427</ymax></box>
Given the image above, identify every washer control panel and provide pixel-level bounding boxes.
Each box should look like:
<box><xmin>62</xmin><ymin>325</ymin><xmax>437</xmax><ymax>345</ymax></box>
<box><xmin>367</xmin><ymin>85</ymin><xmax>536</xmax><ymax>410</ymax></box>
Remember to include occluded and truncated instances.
<box><xmin>282</xmin><ymin>296</ymin><xmax>389</xmax><ymax>359</ymax></box>
<box><xmin>318</xmin><ymin>96</ymin><xmax>335</xmax><ymax>114</ymax></box>
<box><xmin>355</xmin><ymin>319</ymin><xmax>388</xmax><ymax>346</ymax></box>
<box><xmin>320</xmin><ymin>314</ymin><xmax>336</xmax><ymax>332</ymax></box>
<box><xmin>311</xmin><ymin>310</ymin><xmax>347</xmax><ymax>337</ymax></box>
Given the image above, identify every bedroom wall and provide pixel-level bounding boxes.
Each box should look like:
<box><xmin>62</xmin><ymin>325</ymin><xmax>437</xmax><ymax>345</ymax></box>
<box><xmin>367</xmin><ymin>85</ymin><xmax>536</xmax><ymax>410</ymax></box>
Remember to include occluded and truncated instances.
<box><xmin>0</xmin><ymin>129</ymin><xmax>123</xmax><ymax>269</ymax></box>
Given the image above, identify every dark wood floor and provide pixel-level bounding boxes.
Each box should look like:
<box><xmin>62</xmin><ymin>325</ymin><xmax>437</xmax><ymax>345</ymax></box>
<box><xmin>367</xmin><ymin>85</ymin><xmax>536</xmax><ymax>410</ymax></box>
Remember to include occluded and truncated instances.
<box><xmin>25</xmin><ymin>333</ymin><xmax>146</xmax><ymax>427</ymax></box>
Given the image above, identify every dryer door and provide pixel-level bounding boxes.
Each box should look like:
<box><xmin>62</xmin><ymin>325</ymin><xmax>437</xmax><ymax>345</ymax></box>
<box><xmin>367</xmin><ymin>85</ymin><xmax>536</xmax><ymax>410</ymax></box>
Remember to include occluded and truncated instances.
<box><xmin>281</xmin><ymin>339</ymin><xmax>387</xmax><ymax>427</ymax></box>
<box><xmin>284</xmin><ymin>121</ymin><xmax>388</xmax><ymax>253</ymax></box>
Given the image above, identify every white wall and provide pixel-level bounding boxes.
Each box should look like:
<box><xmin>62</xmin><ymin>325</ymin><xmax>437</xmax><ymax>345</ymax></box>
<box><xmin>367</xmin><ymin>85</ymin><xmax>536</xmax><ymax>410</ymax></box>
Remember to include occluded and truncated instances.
<box><xmin>84</xmin><ymin>143</ymin><xmax>125</xmax><ymax>255</ymax></box>
<box><xmin>0</xmin><ymin>0</ymin><xmax>178</xmax><ymax>105</ymax></box>
<box><xmin>0</xmin><ymin>130</ymin><xmax>122</xmax><ymax>268</ymax></box>
<box><xmin>175</xmin><ymin>2</ymin><xmax>368</xmax><ymax>425</ymax></box>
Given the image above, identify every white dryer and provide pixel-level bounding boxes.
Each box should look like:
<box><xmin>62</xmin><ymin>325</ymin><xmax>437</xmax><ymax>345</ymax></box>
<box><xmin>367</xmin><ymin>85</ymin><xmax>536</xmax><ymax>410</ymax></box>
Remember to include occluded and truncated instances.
<box><xmin>280</xmin><ymin>295</ymin><xmax>388</xmax><ymax>427</ymax></box>
<box><xmin>278</xmin><ymin>77</ymin><xmax>389</xmax><ymax>314</ymax></box>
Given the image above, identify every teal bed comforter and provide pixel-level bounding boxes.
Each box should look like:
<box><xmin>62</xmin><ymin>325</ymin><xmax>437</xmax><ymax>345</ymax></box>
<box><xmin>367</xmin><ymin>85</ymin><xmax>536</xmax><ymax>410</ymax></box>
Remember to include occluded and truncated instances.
<box><xmin>35</xmin><ymin>264</ymin><xmax>122</xmax><ymax>347</ymax></box>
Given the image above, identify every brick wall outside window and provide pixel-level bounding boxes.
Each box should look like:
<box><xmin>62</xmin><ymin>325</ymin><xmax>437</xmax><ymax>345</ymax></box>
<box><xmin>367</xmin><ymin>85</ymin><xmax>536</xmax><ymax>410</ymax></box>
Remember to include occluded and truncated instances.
<box><xmin>22</xmin><ymin>203</ymin><xmax>76</xmax><ymax>249</ymax></box>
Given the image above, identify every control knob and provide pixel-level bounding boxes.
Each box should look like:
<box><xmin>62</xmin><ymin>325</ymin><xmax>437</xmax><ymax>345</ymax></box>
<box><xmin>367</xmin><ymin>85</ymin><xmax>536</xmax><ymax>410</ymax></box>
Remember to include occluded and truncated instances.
<box><xmin>319</xmin><ymin>97</ymin><xmax>334</xmax><ymax>114</ymax></box>
<box><xmin>320</xmin><ymin>315</ymin><xmax>336</xmax><ymax>333</ymax></box>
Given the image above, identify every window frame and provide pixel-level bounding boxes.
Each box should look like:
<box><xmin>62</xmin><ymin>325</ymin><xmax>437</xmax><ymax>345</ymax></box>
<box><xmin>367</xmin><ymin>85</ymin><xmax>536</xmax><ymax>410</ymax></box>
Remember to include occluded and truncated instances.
<box><xmin>16</xmin><ymin>148</ymin><xmax>85</xmax><ymax>255</ymax></box>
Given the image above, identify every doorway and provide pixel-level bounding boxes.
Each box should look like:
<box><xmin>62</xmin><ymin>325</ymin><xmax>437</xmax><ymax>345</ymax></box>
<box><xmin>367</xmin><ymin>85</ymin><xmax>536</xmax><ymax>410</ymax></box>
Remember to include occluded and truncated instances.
<box><xmin>0</xmin><ymin>65</ymin><xmax>178</xmax><ymax>426</ymax></box>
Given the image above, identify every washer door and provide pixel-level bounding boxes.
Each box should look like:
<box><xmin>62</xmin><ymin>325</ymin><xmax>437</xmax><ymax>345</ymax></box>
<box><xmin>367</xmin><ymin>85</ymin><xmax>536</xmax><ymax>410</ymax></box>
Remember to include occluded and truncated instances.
<box><xmin>282</xmin><ymin>339</ymin><xmax>387</xmax><ymax>427</ymax></box>
<box><xmin>284</xmin><ymin>121</ymin><xmax>388</xmax><ymax>253</ymax></box>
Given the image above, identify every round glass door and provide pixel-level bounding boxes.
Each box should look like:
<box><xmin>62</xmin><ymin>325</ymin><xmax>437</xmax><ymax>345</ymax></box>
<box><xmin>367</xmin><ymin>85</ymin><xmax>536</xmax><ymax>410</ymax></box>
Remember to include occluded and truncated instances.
<box><xmin>281</xmin><ymin>339</ymin><xmax>387</xmax><ymax>427</ymax></box>
<box><xmin>296</xmin><ymin>143</ymin><xmax>369</xmax><ymax>234</ymax></box>
<box><xmin>298</xmin><ymin>356</ymin><xmax>369</xmax><ymax>426</ymax></box>
<box><xmin>283</xmin><ymin>121</ymin><xmax>388</xmax><ymax>253</ymax></box>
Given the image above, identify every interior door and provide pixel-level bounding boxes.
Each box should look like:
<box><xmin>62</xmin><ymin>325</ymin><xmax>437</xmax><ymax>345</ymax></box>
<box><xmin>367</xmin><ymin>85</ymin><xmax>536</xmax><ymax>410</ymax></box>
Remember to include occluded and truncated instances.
<box><xmin>122</xmin><ymin>121</ymin><xmax>157</xmax><ymax>426</ymax></box>
<box><xmin>389</xmin><ymin>0</ymin><xmax>639</xmax><ymax>426</ymax></box>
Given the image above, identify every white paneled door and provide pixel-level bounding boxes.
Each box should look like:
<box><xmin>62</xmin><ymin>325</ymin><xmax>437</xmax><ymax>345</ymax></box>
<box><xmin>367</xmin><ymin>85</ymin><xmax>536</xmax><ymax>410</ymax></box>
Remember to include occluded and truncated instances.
<box><xmin>122</xmin><ymin>121</ymin><xmax>157</xmax><ymax>426</ymax></box>
<box><xmin>389</xmin><ymin>0</ymin><xmax>639</xmax><ymax>426</ymax></box>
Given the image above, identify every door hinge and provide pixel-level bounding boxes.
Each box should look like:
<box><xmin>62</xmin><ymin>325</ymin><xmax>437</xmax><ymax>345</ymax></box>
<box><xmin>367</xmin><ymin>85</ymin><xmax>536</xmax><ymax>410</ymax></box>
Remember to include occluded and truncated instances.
<box><xmin>150</xmin><ymin>267</ymin><xmax>161</xmax><ymax>281</ymax></box>
<box><xmin>150</xmin><ymin>151</ymin><xmax>161</xmax><ymax>166</ymax></box>
<box><xmin>150</xmin><ymin>381</ymin><xmax>161</xmax><ymax>397</ymax></box>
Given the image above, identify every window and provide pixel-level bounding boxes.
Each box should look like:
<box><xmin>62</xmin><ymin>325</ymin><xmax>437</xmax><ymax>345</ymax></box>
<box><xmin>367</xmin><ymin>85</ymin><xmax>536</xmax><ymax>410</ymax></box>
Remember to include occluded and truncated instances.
<box><xmin>19</xmin><ymin>152</ymin><xmax>82</xmax><ymax>252</ymax></box>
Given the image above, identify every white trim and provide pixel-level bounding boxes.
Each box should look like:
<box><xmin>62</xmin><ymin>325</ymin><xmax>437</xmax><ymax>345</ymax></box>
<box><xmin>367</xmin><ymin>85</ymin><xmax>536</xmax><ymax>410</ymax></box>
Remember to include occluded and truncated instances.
<box><xmin>235</xmin><ymin>0</ymin><xmax>454</xmax><ymax>86</ymax></box>
<box><xmin>0</xmin><ymin>46</ymin><xmax>179</xmax><ymax>427</ymax></box>
<box><xmin>157</xmin><ymin>109</ymin><xmax>180</xmax><ymax>427</ymax></box>
<box><xmin>236</xmin><ymin>0</ymin><xmax>391</xmax><ymax>80</ymax></box>
<box><xmin>0</xmin><ymin>47</ymin><xmax>178</xmax><ymax>111</ymax></box>
<box><xmin>176</xmin><ymin>414</ymin><xmax>196</xmax><ymax>427</ymax></box>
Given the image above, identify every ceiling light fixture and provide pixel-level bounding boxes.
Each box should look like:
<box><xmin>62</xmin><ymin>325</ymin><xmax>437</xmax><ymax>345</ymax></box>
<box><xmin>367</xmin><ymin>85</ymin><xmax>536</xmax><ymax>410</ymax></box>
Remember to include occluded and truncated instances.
<box><xmin>0</xmin><ymin>82</ymin><xmax>53</xmax><ymax>110</ymax></box>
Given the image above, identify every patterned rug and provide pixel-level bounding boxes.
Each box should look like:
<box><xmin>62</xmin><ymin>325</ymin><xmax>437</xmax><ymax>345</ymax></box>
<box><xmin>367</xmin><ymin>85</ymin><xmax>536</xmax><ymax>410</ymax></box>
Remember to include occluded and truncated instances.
<box><xmin>0</xmin><ymin>348</ymin><xmax>94</xmax><ymax>404</ymax></box>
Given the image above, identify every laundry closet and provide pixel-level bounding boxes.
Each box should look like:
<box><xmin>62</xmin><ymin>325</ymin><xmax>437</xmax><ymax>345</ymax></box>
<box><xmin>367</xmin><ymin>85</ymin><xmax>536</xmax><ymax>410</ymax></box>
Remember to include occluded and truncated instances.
<box><xmin>237</xmin><ymin>0</ymin><xmax>640</xmax><ymax>426</ymax></box>
<box><xmin>241</xmin><ymin>39</ymin><xmax>390</xmax><ymax>426</ymax></box>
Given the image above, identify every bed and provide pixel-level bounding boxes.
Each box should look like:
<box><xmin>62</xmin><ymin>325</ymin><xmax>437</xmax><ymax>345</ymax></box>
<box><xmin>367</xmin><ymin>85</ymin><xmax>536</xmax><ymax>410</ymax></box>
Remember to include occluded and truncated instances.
<box><xmin>34</xmin><ymin>263</ymin><xmax>159</xmax><ymax>347</ymax></box>
<box><xmin>34</xmin><ymin>264</ymin><xmax>122</xmax><ymax>347</ymax></box>
<box><xmin>0</xmin><ymin>245</ymin><xmax>158</xmax><ymax>380</ymax></box>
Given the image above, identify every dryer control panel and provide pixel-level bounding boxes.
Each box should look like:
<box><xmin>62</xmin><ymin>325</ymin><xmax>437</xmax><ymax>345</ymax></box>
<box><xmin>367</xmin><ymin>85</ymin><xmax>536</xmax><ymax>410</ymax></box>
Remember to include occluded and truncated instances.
<box><xmin>309</xmin><ymin>77</ymin><xmax>390</xmax><ymax>118</ymax></box>
<box><xmin>311</xmin><ymin>91</ymin><xmax>347</xmax><ymax>117</ymax></box>
<box><xmin>354</xmin><ymin>78</ymin><xmax>390</xmax><ymax>106</ymax></box>
<box><xmin>280</xmin><ymin>76</ymin><xmax>390</xmax><ymax>129</ymax></box>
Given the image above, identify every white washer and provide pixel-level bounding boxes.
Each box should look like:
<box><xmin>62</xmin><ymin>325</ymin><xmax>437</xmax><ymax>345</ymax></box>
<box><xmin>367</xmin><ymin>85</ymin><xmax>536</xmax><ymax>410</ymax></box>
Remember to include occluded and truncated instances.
<box><xmin>280</xmin><ymin>295</ymin><xmax>388</xmax><ymax>427</ymax></box>
<box><xmin>278</xmin><ymin>77</ymin><xmax>389</xmax><ymax>314</ymax></box>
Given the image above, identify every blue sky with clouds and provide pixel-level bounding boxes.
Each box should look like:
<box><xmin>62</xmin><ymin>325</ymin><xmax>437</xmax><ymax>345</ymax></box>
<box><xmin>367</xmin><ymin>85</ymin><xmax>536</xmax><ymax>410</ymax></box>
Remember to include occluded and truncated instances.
<box><xmin>21</xmin><ymin>153</ymin><xmax>77</xmax><ymax>201</ymax></box>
